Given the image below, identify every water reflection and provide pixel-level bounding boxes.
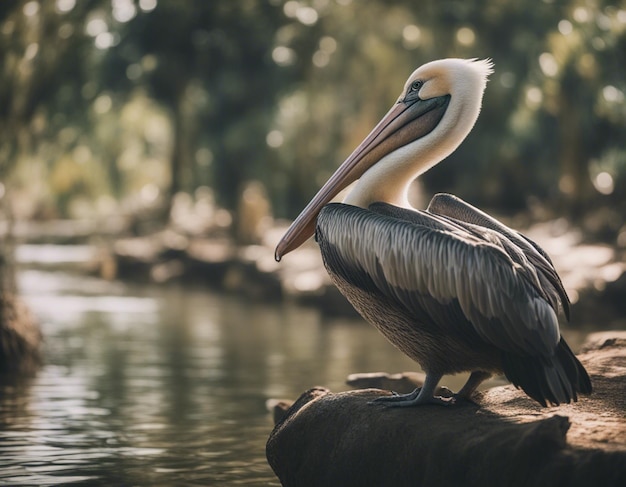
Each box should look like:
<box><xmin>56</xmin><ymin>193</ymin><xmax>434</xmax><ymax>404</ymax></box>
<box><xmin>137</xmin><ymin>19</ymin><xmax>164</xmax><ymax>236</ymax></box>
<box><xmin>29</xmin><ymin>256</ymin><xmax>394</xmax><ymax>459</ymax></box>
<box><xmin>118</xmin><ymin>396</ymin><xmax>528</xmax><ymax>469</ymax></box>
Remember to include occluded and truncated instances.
<box><xmin>0</xmin><ymin>267</ymin><xmax>593</xmax><ymax>484</ymax></box>
<box><xmin>2</xmin><ymin>268</ymin><xmax>422</xmax><ymax>485</ymax></box>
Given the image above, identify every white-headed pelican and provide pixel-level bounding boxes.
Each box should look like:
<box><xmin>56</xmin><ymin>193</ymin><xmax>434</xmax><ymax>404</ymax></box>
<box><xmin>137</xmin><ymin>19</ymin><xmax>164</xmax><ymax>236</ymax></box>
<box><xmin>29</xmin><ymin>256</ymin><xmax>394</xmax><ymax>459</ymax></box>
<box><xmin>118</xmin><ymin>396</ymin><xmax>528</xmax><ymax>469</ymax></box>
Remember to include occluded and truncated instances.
<box><xmin>275</xmin><ymin>58</ymin><xmax>591</xmax><ymax>407</ymax></box>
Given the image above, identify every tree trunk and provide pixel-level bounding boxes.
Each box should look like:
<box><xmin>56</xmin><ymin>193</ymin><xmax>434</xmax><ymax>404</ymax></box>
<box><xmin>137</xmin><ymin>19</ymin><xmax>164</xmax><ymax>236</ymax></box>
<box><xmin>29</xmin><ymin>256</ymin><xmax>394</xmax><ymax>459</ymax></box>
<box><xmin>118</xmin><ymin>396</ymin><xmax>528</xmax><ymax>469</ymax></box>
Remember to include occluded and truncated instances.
<box><xmin>557</xmin><ymin>73</ymin><xmax>595</xmax><ymax>220</ymax></box>
<box><xmin>0</xmin><ymin>197</ymin><xmax>41</xmax><ymax>376</ymax></box>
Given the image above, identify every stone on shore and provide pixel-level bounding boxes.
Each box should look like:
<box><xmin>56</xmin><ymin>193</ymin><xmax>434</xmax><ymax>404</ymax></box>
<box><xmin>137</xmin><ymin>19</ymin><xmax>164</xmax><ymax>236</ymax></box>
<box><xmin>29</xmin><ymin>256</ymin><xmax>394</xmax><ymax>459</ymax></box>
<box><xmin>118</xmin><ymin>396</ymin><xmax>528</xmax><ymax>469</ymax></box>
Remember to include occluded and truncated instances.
<box><xmin>266</xmin><ymin>332</ymin><xmax>626</xmax><ymax>487</ymax></box>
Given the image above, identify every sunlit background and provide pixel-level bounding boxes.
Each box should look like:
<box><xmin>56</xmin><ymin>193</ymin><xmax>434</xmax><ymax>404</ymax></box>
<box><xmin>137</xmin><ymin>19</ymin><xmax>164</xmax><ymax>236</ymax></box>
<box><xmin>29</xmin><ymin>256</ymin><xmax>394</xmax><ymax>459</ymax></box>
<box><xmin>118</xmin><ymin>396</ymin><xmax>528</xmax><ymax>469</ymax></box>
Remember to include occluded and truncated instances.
<box><xmin>0</xmin><ymin>0</ymin><xmax>625</xmax><ymax>485</ymax></box>
<box><xmin>2</xmin><ymin>0</ymin><xmax>625</xmax><ymax>223</ymax></box>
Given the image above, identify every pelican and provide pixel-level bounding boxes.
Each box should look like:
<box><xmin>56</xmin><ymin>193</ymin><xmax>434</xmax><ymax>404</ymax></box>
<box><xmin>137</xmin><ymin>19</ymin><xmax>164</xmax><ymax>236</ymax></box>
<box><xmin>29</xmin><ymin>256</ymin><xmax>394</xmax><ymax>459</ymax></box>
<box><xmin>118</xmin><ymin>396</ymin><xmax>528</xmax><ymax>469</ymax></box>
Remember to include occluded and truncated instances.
<box><xmin>274</xmin><ymin>58</ymin><xmax>592</xmax><ymax>407</ymax></box>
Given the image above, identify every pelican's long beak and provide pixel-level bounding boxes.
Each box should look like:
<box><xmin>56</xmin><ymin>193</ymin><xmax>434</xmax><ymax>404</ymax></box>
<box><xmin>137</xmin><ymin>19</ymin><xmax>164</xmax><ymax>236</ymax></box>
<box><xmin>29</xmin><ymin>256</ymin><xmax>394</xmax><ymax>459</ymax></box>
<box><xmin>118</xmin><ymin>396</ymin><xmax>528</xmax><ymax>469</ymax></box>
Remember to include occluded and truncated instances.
<box><xmin>275</xmin><ymin>94</ymin><xmax>450</xmax><ymax>261</ymax></box>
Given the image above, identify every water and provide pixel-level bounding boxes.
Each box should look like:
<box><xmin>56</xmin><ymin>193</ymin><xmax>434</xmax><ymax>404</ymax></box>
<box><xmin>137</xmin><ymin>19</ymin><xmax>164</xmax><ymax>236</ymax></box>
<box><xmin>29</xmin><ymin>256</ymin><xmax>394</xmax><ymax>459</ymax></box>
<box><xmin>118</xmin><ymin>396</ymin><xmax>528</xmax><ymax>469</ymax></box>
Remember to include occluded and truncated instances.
<box><xmin>1</xmin><ymin>267</ymin><xmax>425</xmax><ymax>486</ymax></box>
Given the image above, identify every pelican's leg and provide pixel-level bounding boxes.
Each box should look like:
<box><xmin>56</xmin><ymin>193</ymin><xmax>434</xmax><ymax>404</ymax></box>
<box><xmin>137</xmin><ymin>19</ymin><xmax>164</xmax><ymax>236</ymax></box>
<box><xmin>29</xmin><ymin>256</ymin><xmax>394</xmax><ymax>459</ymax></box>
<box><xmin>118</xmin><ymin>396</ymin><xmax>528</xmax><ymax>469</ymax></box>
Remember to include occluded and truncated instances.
<box><xmin>372</xmin><ymin>373</ymin><xmax>453</xmax><ymax>407</ymax></box>
<box><xmin>456</xmin><ymin>370</ymin><xmax>491</xmax><ymax>399</ymax></box>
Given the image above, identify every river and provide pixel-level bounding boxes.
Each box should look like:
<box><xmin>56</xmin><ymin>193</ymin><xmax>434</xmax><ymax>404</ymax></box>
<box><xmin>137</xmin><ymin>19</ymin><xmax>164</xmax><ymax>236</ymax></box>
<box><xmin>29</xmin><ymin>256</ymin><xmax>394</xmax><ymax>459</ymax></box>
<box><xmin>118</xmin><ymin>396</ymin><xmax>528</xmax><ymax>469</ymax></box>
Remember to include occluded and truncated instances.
<box><xmin>0</xmin><ymin>243</ymin><xmax>596</xmax><ymax>486</ymax></box>
<box><xmin>1</xmin><ymin>262</ymin><xmax>436</xmax><ymax>486</ymax></box>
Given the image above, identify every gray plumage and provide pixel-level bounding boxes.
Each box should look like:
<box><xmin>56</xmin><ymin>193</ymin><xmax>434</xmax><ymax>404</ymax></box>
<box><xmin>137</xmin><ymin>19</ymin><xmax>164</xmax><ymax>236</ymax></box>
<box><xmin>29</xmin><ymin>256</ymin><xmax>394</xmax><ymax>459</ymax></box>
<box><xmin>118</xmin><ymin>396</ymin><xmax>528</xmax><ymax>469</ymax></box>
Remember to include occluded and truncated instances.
<box><xmin>315</xmin><ymin>194</ymin><xmax>591</xmax><ymax>406</ymax></box>
<box><xmin>274</xmin><ymin>59</ymin><xmax>592</xmax><ymax>407</ymax></box>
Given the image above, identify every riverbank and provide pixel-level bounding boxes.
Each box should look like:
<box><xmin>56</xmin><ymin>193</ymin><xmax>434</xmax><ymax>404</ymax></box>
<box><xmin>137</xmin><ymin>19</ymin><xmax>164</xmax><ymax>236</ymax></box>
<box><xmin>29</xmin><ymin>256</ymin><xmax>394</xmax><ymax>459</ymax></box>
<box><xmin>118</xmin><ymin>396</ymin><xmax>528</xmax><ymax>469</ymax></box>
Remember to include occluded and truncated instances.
<box><xmin>10</xmin><ymin>214</ymin><xmax>626</xmax><ymax>325</ymax></box>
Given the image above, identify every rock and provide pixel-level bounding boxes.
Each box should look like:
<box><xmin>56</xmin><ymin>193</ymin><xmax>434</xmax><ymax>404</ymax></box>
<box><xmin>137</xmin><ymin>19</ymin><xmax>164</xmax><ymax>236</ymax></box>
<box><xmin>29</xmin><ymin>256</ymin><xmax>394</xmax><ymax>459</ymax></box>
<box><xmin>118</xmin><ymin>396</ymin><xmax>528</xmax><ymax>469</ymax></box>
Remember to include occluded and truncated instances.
<box><xmin>266</xmin><ymin>333</ymin><xmax>626</xmax><ymax>487</ymax></box>
<box><xmin>265</xmin><ymin>388</ymin><xmax>329</xmax><ymax>426</ymax></box>
<box><xmin>266</xmin><ymin>398</ymin><xmax>295</xmax><ymax>425</ymax></box>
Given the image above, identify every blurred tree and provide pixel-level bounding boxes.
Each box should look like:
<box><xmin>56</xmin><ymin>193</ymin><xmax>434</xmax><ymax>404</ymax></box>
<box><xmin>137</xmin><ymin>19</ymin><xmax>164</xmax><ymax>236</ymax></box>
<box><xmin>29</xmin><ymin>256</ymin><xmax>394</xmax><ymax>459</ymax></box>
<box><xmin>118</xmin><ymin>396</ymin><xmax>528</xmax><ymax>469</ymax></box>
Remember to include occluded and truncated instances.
<box><xmin>1</xmin><ymin>0</ymin><xmax>624</xmax><ymax>227</ymax></box>
<box><xmin>0</xmin><ymin>0</ymin><xmax>102</xmax><ymax>189</ymax></box>
<box><xmin>544</xmin><ymin>1</ymin><xmax>626</xmax><ymax>219</ymax></box>
<box><xmin>99</xmin><ymin>0</ymin><xmax>318</xmax><ymax>214</ymax></box>
<box><xmin>0</xmin><ymin>0</ymin><xmax>98</xmax><ymax>372</ymax></box>
<box><xmin>263</xmin><ymin>0</ymin><xmax>625</xmax><ymax>230</ymax></box>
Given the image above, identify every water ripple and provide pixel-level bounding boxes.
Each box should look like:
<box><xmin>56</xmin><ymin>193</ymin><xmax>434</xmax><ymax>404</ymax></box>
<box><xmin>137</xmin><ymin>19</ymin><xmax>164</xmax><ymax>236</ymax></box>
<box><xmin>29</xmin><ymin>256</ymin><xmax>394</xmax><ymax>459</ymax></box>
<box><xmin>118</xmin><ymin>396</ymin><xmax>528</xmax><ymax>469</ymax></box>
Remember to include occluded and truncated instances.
<box><xmin>2</xmin><ymin>266</ymin><xmax>430</xmax><ymax>485</ymax></box>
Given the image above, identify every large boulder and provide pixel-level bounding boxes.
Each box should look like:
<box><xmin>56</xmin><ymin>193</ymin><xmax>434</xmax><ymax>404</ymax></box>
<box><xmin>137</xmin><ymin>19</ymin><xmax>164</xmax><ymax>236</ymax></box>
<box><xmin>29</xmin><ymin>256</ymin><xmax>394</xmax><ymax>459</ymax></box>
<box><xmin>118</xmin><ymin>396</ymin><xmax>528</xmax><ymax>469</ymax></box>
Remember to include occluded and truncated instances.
<box><xmin>266</xmin><ymin>332</ymin><xmax>626</xmax><ymax>487</ymax></box>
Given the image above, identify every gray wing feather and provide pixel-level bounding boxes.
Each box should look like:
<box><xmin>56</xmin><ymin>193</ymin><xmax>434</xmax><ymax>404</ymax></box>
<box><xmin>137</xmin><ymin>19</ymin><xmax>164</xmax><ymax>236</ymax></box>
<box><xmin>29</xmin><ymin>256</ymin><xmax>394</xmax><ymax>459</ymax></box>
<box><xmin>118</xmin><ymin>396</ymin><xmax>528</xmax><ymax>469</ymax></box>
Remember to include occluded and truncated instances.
<box><xmin>320</xmin><ymin>204</ymin><xmax>560</xmax><ymax>357</ymax></box>
<box><xmin>427</xmin><ymin>193</ymin><xmax>570</xmax><ymax>319</ymax></box>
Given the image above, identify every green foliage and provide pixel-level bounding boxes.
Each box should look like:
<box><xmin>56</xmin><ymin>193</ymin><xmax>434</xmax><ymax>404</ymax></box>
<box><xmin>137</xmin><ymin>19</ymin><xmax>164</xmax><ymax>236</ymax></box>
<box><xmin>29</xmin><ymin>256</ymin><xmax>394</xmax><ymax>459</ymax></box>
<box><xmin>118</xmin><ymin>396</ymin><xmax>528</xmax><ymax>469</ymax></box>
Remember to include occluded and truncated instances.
<box><xmin>0</xmin><ymin>0</ymin><xmax>624</xmax><ymax>226</ymax></box>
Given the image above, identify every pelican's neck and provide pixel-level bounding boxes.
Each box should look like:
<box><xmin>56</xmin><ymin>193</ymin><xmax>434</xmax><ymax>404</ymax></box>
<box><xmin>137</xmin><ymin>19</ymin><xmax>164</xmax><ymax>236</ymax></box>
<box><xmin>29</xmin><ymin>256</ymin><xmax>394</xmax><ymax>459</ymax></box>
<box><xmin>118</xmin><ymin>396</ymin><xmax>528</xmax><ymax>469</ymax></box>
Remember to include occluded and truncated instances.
<box><xmin>343</xmin><ymin>59</ymin><xmax>489</xmax><ymax>210</ymax></box>
<box><xmin>342</xmin><ymin>142</ymin><xmax>437</xmax><ymax>209</ymax></box>
<box><xmin>342</xmin><ymin>108</ymin><xmax>470</xmax><ymax>210</ymax></box>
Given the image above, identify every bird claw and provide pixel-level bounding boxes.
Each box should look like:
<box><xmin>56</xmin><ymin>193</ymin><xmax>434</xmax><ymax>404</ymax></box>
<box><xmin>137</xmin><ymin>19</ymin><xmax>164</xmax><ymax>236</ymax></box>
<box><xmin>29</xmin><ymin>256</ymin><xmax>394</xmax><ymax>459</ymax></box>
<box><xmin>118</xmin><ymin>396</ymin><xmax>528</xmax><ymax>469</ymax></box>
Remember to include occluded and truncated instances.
<box><xmin>378</xmin><ymin>388</ymin><xmax>421</xmax><ymax>401</ymax></box>
<box><xmin>370</xmin><ymin>388</ymin><xmax>456</xmax><ymax>407</ymax></box>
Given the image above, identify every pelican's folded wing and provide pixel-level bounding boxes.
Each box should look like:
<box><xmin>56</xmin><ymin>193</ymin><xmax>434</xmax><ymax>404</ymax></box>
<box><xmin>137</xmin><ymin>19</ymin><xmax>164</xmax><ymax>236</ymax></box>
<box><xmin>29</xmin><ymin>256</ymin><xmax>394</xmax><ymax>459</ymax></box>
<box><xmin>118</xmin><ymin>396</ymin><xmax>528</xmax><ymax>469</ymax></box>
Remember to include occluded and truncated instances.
<box><xmin>316</xmin><ymin>203</ymin><xmax>561</xmax><ymax>358</ymax></box>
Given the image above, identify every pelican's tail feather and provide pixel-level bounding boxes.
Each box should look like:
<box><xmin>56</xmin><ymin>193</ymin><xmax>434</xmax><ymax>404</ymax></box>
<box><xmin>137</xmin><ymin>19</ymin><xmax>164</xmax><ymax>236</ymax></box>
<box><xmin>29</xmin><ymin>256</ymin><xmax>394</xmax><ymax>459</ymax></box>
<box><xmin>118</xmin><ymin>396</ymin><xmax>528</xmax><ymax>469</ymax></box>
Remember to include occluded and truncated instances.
<box><xmin>501</xmin><ymin>337</ymin><xmax>592</xmax><ymax>407</ymax></box>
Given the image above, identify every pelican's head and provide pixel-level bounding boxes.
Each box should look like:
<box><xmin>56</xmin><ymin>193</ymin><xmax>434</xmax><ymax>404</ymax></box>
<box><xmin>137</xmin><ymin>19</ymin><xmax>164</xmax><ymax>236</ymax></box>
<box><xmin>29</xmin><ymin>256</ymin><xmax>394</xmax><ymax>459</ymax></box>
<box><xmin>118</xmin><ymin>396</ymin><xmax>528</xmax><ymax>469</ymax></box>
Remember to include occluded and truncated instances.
<box><xmin>396</xmin><ymin>58</ymin><xmax>493</xmax><ymax>165</ymax></box>
<box><xmin>275</xmin><ymin>58</ymin><xmax>493</xmax><ymax>261</ymax></box>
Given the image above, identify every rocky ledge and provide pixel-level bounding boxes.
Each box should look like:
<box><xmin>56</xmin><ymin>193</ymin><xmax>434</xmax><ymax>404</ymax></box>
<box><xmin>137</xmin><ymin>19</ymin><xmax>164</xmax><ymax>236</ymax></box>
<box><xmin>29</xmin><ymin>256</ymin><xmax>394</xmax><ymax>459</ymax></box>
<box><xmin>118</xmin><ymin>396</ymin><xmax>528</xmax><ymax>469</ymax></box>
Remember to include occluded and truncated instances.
<box><xmin>266</xmin><ymin>332</ymin><xmax>626</xmax><ymax>487</ymax></box>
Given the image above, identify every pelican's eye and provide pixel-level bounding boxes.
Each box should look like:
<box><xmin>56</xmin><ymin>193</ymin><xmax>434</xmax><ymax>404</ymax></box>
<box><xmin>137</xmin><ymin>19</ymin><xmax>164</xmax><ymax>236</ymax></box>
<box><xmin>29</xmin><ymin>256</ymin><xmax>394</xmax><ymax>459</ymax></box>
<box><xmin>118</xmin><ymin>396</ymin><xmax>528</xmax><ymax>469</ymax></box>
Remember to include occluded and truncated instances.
<box><xmin>409</xmin><ymin>80</ymin><xmax>423</xmax><ymax>92</ymax></box>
